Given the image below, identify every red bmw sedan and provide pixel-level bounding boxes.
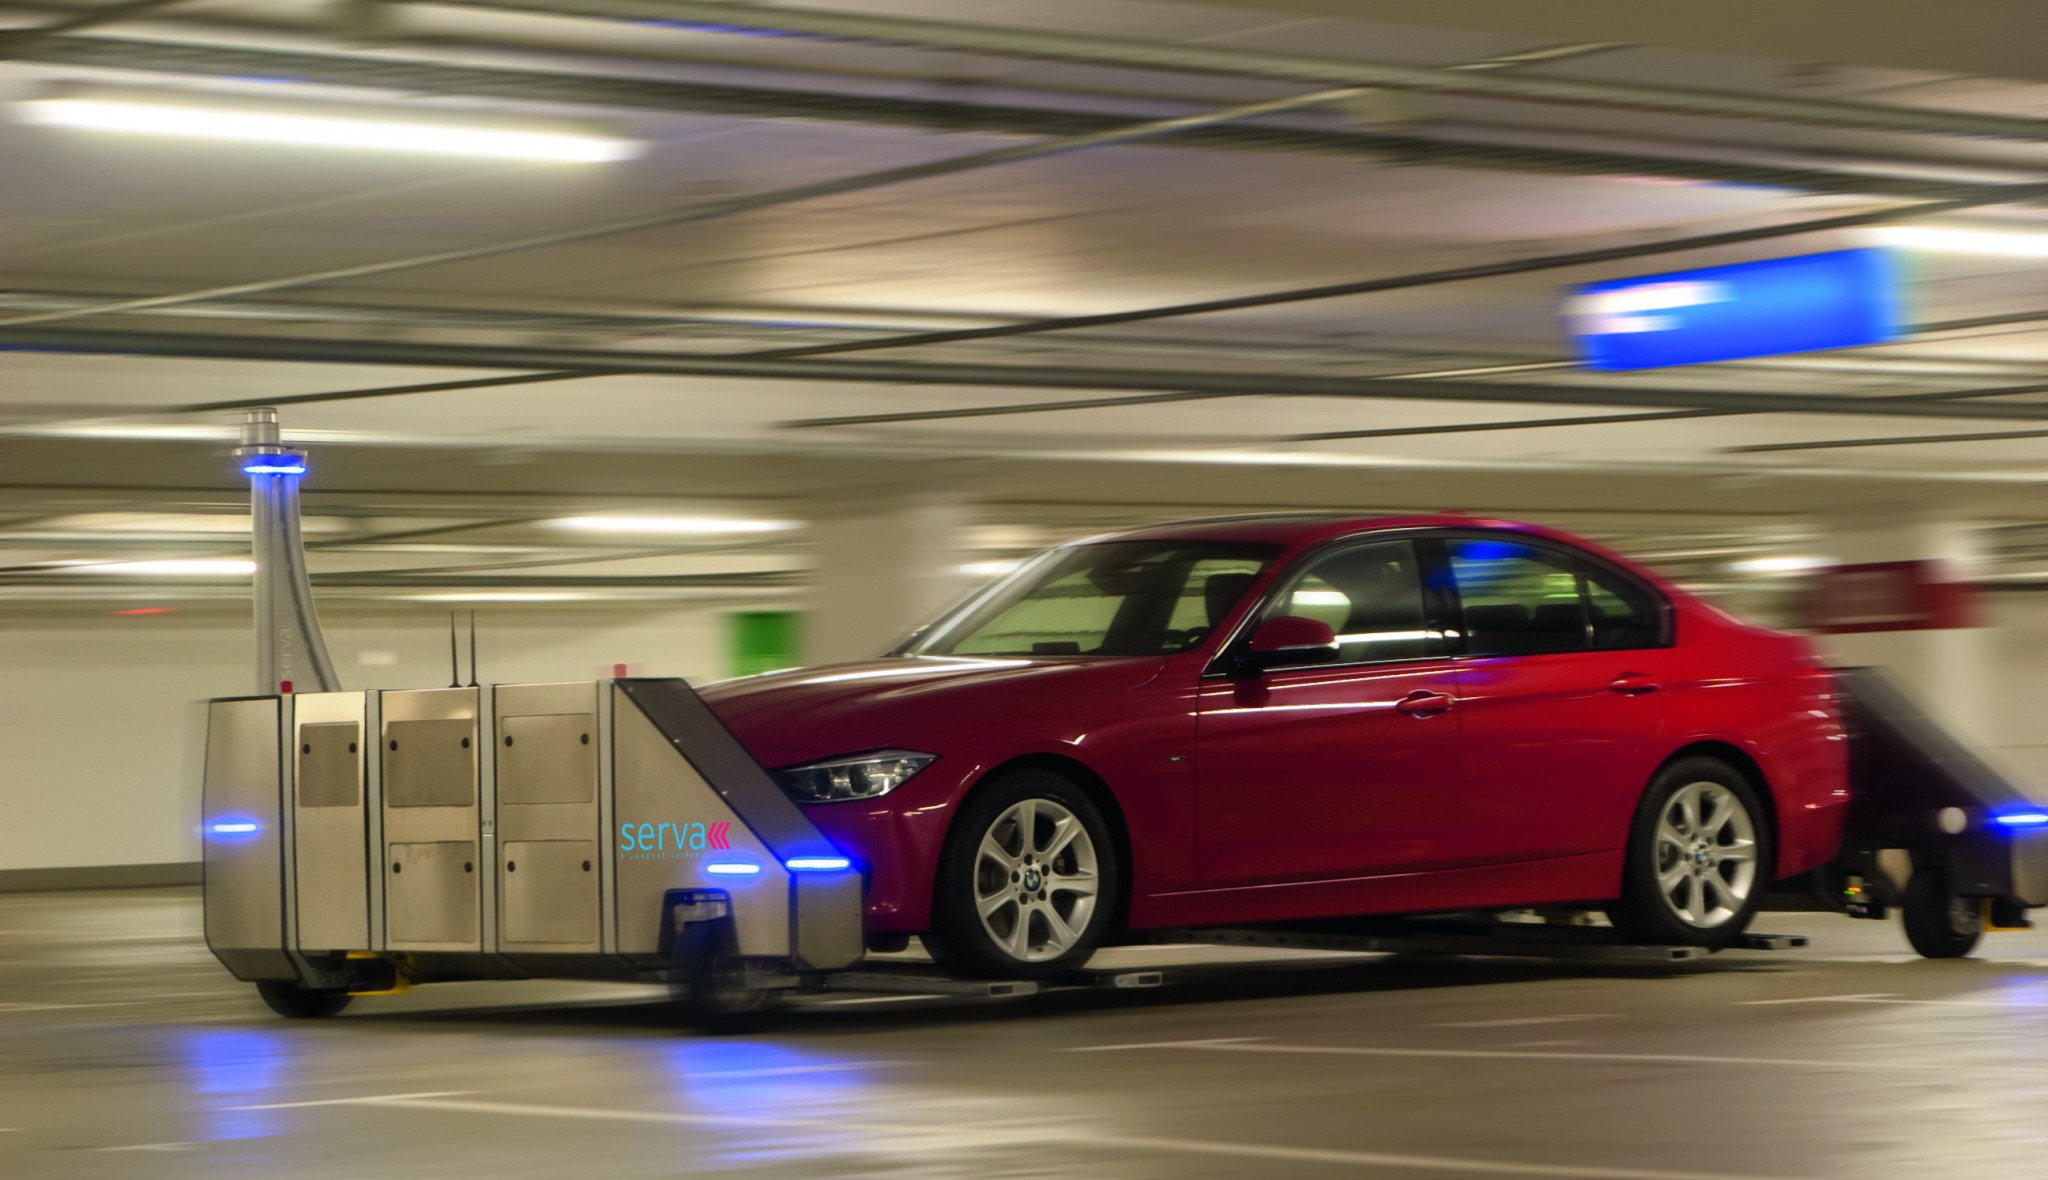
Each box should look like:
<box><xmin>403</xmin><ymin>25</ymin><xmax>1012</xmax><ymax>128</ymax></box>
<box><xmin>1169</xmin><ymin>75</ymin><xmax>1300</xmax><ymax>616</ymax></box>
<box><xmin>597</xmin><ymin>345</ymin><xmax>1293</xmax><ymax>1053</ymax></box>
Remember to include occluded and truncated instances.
<box><xmin>704</xmin><ymin>514</ymin><xmax>1849</xmax><ymax>977</ymax></box>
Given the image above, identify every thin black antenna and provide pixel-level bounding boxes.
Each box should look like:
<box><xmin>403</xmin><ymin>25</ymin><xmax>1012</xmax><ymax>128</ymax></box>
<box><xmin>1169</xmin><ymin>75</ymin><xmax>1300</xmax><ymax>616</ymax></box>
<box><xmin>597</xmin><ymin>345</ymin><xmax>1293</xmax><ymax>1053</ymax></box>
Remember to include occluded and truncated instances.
<box><xmin>448</xmin><ymin>611</ymin><xmax>461</xmax><ymax>688</ymax></box>
<box><xmin>467</xmin><ymin>611</ymin><xmax>479</xmax><ymax>688</ymax></box>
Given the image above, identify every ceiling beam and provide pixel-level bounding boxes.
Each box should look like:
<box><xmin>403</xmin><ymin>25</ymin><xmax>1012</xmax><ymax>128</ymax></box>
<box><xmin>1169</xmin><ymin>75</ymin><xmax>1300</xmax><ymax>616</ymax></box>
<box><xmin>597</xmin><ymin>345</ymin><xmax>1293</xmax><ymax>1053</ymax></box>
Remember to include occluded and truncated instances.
<box><xmin>0</xmin><ymin>0</ymin><xmax>191</xmax><ymax>56</ymax></box>
<box><xmin>11</xmin><ymin>326</ymin><xmax>2048</xmax><ymax>422</ymax></box>
<box><xmin>17</xmin><ymin>37</ymin><xmax>2001</xmax><ymax>202</ymax></box>
<box><xmin>117</xmin><ymin>183</ymin><xmax>2048</xmax><ymax>415</ymax></box>
<box><xmin>431</xmin><ymin>0</ymin><xmax>2048</xmax><ymax>141</ymax></box>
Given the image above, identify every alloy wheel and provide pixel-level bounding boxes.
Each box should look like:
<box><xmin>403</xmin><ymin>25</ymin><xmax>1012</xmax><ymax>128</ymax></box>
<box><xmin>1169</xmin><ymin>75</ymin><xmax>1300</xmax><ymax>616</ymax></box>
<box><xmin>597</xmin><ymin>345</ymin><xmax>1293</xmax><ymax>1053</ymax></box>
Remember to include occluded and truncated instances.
<box><xmin>972</xmin><ymin>798</ymin><xmax>1100</xmax><ymax>963</ymax></box>
<box><xmin>1653</xmin><ymin>779</ymin><xmax>1759</xmax><ymax>929</ymax></box>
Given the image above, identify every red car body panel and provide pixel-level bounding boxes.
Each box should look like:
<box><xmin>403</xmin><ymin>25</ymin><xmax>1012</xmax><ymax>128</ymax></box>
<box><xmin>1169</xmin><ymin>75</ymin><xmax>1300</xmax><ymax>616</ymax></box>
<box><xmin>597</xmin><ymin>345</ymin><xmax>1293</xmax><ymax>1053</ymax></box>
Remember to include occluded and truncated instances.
<box><xmin>701</xmin><ymin>514</ymin><xmax>1850</xmax><ymax>935</ymax></box>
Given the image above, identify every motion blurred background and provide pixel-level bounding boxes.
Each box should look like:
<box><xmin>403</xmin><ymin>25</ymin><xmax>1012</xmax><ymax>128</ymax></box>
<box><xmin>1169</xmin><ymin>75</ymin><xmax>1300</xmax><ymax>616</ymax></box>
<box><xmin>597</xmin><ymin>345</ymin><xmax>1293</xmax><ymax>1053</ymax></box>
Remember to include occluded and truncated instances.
<box><xmin>1</xmin><ymin>0</ymin><xmax>2043</xmax><ymax>886</ymax></box>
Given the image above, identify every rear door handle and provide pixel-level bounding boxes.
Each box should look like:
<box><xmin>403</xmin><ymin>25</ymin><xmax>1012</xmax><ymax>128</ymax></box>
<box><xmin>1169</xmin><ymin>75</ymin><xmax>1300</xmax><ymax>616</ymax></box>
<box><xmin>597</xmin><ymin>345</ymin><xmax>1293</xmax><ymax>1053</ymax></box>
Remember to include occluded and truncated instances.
<box><xmin>1396</xmin><ymin>690</ymin><xmax>1454</xmax><ymax>716</ymax></box>
<box><xmin>1609</xmin><ymin>673</ymin><xmax>1661</xmax><ymax>695</ymax></box>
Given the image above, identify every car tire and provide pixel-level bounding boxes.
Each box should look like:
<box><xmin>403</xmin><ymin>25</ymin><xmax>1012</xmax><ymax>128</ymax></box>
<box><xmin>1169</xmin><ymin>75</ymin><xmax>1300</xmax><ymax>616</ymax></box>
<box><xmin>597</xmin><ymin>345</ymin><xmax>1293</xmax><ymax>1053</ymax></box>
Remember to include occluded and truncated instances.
<box><xmin>1900</xmin><ymin>869</ymin><xmax>1982</xmax><ymax>959</ymax></box>
<box><xmin>255</xmin><ymin>979</ymin><xmax>352</xmax><ymax>1019</ymax></box>
<box><xmin>926</xmin><ymin>768</ymin><xmax>1119</xmax><ymax>980</ymax></box>
<box><xmin>1607</xmin><ymin>757</ymin><xmax>1772</xmax><ymax>949</ymax></box>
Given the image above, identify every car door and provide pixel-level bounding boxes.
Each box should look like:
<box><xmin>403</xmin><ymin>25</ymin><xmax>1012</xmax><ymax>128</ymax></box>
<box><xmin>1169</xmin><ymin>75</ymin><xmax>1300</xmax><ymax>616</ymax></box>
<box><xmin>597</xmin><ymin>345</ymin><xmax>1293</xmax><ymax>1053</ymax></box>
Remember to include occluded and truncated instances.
<box><xmin>1440</xmin><ymin>534</ymin><xmax>1672</xmax><ymax>865</ymax></box>
<box><xmin>1196</xmin><ymin>538</ymin><xmax>1463</xmax><ymax>888</ymax></box>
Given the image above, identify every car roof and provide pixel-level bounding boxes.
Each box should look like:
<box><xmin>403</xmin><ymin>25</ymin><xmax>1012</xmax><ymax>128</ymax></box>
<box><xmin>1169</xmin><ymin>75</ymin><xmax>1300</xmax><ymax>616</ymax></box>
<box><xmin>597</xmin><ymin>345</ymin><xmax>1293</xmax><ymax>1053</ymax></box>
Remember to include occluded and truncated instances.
<box><xmin>1079</xmin><ymin>512</ymin><xmax>1547</xmax><ymax>549</ymax></box>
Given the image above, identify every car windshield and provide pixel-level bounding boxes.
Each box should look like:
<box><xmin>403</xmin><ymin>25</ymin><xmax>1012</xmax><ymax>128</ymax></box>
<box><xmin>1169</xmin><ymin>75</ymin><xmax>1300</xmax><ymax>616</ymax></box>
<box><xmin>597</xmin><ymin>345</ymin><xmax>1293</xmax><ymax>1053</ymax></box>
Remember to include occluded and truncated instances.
<box><xmin>904</xmin><ymin>541</ymin><xmax>1278</xmax><ymax>658</ymax></box>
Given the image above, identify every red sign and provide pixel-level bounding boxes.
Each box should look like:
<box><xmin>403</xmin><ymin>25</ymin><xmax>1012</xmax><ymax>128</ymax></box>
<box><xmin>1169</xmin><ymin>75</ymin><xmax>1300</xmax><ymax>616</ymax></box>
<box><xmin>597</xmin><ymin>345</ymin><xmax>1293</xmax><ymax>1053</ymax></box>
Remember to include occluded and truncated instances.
<box><xmin>1801</xmin><ymin>560</ymin><xmax>1976</xmax><ymax>634</ymax></box>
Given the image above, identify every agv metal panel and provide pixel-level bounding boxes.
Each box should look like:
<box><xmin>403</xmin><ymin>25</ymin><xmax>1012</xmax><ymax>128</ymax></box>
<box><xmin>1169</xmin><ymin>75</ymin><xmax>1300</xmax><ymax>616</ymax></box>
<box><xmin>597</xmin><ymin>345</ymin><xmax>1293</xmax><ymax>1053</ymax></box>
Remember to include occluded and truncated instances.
<box><xmin>292</xmin><ymin>692</ymin><xmax>371</xmax><ymax>952</ymax></box>
<box><xmin>380</xmin><ymin>688</ymin><xmax>481</xmax><ymax>952</ymax></box>
<box><xmin>201</xmin><ymin>697</ymin><xmax>292</xmax><ymax>981</ymax></box>
<box><xmin>494</xmin><ymin>682</ymin><xmax>604</xmax><ymax>955</ymax></box>
<box><xmin>611</xmin><ymin>687</ymin><xmax>793</xmax><ymax>960</ymax></box>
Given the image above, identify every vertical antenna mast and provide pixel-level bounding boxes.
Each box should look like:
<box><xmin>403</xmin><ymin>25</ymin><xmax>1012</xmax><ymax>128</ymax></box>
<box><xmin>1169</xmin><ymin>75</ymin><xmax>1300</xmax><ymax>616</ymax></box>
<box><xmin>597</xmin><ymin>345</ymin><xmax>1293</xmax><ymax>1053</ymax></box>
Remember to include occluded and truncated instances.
<box><xmin>467</xmin><ymin>611</ymin><xmax>479</xmax><ymax>688</ymax></box>
<box><xmin>237</xmin><ymin>408</ymin><xmax>338</xmax><ymax>696</ymax></box>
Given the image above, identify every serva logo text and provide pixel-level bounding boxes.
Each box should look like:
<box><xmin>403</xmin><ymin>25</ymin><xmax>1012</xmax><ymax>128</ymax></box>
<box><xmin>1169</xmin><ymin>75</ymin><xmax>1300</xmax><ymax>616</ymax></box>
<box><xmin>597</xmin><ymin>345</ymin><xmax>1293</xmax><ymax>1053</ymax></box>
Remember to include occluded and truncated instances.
<box><xmin>618</xmin><ymin>820</ymin><xmax>732</xmax><ymax>860</ymax></box>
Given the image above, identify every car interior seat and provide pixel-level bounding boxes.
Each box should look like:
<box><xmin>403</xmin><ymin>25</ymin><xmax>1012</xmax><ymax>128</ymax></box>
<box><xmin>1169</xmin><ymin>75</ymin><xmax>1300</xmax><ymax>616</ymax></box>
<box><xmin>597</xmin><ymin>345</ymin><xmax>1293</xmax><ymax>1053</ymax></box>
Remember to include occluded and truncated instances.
<box><xmin>1205</xmin><ymin>571</ymin><xmax>1260</xmax><ymax>628</ymax></box>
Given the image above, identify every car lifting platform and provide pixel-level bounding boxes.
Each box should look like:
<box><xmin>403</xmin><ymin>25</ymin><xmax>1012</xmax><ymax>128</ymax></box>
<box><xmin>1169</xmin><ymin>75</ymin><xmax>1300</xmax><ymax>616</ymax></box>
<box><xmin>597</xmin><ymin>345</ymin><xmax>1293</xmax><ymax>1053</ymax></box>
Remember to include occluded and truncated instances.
<box><xmin>798</xmin><ymin>925</ymin><xmax>1808</xmax><ymax>1006</ymax></box>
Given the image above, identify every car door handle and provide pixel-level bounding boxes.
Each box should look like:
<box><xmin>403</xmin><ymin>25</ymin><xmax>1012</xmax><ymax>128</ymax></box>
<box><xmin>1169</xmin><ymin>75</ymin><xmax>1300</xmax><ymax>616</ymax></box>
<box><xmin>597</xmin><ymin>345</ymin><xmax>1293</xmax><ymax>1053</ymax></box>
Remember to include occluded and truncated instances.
<box><xmin>1396</xmin><ymin>690</ymin><xmax>1454</xmax><ymax>716</ymax></box>
<box><xmin>1608</xmin><ymin>673</ymin><xmax>1661</xmax><ymax>695</ymax></box>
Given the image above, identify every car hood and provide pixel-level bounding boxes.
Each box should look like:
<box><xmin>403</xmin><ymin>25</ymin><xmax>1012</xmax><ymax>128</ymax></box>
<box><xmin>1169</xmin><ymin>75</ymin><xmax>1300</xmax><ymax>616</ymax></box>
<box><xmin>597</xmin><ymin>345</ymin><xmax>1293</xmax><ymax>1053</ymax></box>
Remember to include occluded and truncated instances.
<box><xmin>700</xmin><ymin>655</ymin><xmax>1166</xmax><ymax>767</ymax></box>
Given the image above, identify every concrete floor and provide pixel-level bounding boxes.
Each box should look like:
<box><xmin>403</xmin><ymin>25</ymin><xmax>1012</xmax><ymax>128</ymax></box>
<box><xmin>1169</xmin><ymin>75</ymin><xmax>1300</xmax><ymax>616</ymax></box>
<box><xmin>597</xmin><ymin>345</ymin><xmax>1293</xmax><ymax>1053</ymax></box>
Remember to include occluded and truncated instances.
<box><xmin>7</xmin><ymin>890</ymin><xmax>2048</xmax><ymax>1178</ymax></box>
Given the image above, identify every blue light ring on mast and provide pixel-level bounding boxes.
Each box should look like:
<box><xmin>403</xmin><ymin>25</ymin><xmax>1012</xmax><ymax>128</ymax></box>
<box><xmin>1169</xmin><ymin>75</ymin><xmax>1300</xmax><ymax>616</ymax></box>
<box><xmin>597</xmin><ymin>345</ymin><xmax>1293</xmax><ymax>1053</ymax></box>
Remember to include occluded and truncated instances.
<box><xmin>240</xmin><ymin>450</ymin><xmax>307</xmax><ymax>476</ymax></box>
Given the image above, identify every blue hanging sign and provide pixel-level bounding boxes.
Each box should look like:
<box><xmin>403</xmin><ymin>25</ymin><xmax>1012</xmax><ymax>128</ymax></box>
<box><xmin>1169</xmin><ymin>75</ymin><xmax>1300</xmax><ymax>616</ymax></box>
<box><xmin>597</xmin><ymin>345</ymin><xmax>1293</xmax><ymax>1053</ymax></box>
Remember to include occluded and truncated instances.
<box><xmin>1564</xmin><ymin>248</ymin><xmax>1901</xmax><ymax>371</ymax></box>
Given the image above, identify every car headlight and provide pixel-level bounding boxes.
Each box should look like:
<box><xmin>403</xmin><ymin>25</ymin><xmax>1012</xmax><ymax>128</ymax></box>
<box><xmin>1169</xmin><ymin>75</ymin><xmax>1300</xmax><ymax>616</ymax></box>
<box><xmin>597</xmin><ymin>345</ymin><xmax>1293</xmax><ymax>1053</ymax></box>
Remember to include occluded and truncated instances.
<box><xmin>771</xmin><ymin>750</ymin><xmax>936</xmax><ymax>803</ymax></box>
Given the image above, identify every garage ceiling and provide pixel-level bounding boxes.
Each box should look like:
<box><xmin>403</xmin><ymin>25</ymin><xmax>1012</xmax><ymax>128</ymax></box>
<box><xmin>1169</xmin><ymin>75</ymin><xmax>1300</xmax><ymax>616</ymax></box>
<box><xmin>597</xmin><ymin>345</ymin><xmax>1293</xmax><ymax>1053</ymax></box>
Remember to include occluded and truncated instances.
<box><xmin>1</xmin><ymin>0</ymin><xmax>2044</xmax><ymax>609</ymax></box>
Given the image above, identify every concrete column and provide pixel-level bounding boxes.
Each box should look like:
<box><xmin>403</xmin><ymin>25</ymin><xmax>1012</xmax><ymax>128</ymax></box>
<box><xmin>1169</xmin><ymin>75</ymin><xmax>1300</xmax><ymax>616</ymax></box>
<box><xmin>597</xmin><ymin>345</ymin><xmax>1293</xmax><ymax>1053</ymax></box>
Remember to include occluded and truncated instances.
<box><xmin>805</xmin><ymin>488</ymin><xmax>972</xmax><ymax>666</ymax></box>
<box><xmin>1813</xmin><ymin>509</ymin><xmax>1992</xmax><ymax>747</ymax></box>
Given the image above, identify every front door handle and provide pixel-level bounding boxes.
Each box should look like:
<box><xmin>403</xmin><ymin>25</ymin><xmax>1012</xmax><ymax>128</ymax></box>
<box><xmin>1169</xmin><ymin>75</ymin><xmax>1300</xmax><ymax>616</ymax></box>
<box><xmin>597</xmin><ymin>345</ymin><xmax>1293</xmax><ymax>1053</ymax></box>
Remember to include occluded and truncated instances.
<box><xmin>1609</xmin><ymin>673</ymin><xmax>1661</xmax><ymax>695</ymax></box>
<box><xmin>1396</xmin><ymin>690</ymin><xmax>1454</xmax><ymax>716</ymax></box>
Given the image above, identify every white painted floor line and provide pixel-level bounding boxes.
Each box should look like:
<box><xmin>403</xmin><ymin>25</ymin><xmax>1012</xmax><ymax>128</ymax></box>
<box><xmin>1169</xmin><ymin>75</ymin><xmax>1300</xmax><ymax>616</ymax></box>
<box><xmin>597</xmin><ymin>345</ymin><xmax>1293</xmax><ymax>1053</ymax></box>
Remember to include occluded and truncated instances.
<box><xmin>232</xmin><ymin>1093</ymin><xmax>1798</xmax><ymax>1180</ymax></box>
<box><xmin>1737</xmin><ymin>994</ymin><xmax>1896</xmax><ymax>1005</ymax></box>
<box><xmin>1741</xmin><ymin>994</ymin><xmax>2048</xmax><ymax>1009</ymax></box>
<box><xmin>1072</xmin><ymin>1038</ymin><xmax>1873</xmax><ymax>1070</ymax></box>
<box><xmin>1069</xmin><ymin>1037</ymin><xmax>1260</xmax><ymax>1052</ymax></box>
<box><xmin>1433</xmin><ymin>1015</ymin><xmax>1611</xmax><ymax>1029</ymax></box>
<box><xmin>238</xmin><ymin>1091</ymin><xmax>475</xmax><ymax>1111</ymax></box>
<box><xmin>0</xmin><ymin>1001</ymin><xmax>138</xmax><ymax>1012</ymax></box>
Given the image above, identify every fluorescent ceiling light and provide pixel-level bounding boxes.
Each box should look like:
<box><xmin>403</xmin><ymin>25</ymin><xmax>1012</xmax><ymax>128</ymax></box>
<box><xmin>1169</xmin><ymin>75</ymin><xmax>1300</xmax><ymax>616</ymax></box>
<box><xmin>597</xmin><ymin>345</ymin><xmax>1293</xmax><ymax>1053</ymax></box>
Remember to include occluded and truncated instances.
<box><xmin>1870</xmin><ymin>225</ymin><xmax>2048</xmax><ymax>258</ymax></box>
<box><xmin>1730</xmin><ymin>555</ymin><xmax>1830</xmax><ymax>575</ymax></box>
<box><xmin>549</xmin><ymin>516</ymin><xmax>800</xmax><ymax>536</ymax></box>
<box><xmin>17</xmin><ymin>87</ymin><xmax>638</xmax><ymax>164</ymax></box>
<box><xmin>18</xmin><ymin>422</ymin><xmax>233</xmax><ymax>442</ymax></box>
<box><xmin>79</xmin><ymin>558</ymin><xmax>257</xmax><ymax>575</ymax></box>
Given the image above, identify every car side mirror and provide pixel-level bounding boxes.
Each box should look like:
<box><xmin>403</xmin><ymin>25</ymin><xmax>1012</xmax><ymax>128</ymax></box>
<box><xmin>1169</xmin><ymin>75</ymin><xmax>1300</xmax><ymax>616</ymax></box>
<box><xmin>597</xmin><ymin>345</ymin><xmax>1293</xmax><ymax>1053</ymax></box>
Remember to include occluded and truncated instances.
<box><xmin>1241</xmin><ymin>616</ymin><xmax>1340</xmax><ymax>672</ymax></box>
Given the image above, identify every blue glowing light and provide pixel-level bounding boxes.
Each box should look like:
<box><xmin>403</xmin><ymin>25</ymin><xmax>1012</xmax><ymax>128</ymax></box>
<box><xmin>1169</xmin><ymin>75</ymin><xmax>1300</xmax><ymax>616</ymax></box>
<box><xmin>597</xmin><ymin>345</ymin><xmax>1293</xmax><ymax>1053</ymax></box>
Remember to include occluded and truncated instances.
<box><xmin>1995</xmin><ymin>811</ymin><xmax>2048</xmax><ymax>827</ymax></box>
<box><xmin>784</xmin><ymin>856</ymin><xmax>852</xmax><ymax>872</ymax></box>
<box><xmin>207</xmin><ymin>817</ymin><xmax>261</xmax><ymax>841</ymax></box>
<box><xmin>241</xmin><ymin>458</ymin><xmax>306</xmax><ymax>476</ymax></box>
<box><xmin>1566</xmin><ymin>248</ymin><xmax>1900</xmax><ymax>371</ymax></box>
<box><xmin>705</xmin><ymin>861</ymin><xmax>761</xmax><ymax>876</ymax></box>
<box><xmin>182</xmin><ymin>1029</ymin><xmax>285</xmax><ymax>1141</ymax></box>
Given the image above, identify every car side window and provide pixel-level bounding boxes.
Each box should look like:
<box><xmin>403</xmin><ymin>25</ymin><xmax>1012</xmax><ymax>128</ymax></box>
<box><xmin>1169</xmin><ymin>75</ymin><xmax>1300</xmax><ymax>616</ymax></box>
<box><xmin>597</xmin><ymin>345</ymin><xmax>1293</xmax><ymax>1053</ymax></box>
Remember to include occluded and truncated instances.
<box><xmin>1447</xmin><ymin>539</ymin><xmax>1589</xmax><ymax>656</ymax></box>
<box><xmin>1262</xmin><ymin>541</ymin><xmax>1434</xmax><ymax>664</ymax></box>
<box><xmin>1584</xmin><ymin>566</ymin><xmax>1664</xmax><ymax>650</ymax></box>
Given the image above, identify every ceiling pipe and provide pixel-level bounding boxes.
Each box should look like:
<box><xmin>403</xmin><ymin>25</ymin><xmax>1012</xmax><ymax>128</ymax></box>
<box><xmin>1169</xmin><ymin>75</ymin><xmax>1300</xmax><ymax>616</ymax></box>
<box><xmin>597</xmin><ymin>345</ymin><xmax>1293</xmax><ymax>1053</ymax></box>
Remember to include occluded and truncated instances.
<box><xmin>1726</xmin><ymin>428</ymin><xmax>2048</xmax><ymax>454</ymax></box>
<box><xmin>10</xmin><ymin>326</ymin><xmax>2048</xmax><ymax>423</ymax></box>
<box><xmin>1288</xmin><ymin>381</ymin><xmax>2048</xmax><ymax>443</ymax></box>
<box><xmin>17</xmin><ymin>37</ymin><xmax>2014</xmax><ymax>202</ymax></box>
<box><xmin>429</xmin><ymin>0</ymin><xmax>2048</xmax><ymax>142</ymax></box>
